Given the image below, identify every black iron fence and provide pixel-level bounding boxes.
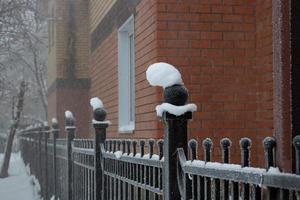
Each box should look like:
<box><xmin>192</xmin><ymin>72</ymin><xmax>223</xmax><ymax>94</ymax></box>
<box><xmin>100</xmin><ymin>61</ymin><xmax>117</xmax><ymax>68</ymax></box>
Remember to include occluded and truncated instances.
<box><xmin>17</xmin><ymin>107</ymin><xmax>300</xmax><ymax>200</ymax></box>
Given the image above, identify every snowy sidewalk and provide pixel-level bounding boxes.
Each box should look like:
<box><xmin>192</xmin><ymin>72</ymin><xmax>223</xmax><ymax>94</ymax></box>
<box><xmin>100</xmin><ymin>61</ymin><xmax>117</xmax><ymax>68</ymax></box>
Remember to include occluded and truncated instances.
<box><xmin>0</xmin><ymin>153</ymin><xmax>41</xmax><ymax>200</ymax></box>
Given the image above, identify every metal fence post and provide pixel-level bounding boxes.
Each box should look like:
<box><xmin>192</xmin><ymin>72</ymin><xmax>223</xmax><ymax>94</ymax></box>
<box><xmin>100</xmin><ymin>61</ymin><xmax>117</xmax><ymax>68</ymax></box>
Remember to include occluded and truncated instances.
<box><xmin>160</xmin><ymin>82</ymin><xmax>192</xmax><ymax>200</ymax></box>
<box><xmin>263</xmin><ymin>137</ymin><xmax>277</xmax><ymax>200</ymax></box>
<box><xmin>163</xmin><ymin>112</ymin><xmax>192</xmax><ymax>200</ymax></box>
<box><xmin>92</xmin><ymin>105</ymin><xmax>109</xmax><ymax>200</ymax></box>
<box><xmin>240</xmin><ymin>138</ymin><xmax>251</xmax><ymax>200</ymax></box>
<box><xmin>52</xmin><ymin>119</ymin><xmax>59</xmax><ymax>200</ymax></box>
<box><xmin>65</xmin><ymin>112</ymin><xmax>76</xmax><ymax>200</ymax></box>
<box><xmin>44</xmin><ymin>125</ymin><xmax>50</xmax><ymax>200</ymax></box>
<box><xmin>293</xmin><ymin>135</ymin><xmax>300</xmax><ymax>199</ymax></box>
<box><xmin>38</xmin><ymin>127</ymin><xmax>42</xmax><ymax>189</ymax></box>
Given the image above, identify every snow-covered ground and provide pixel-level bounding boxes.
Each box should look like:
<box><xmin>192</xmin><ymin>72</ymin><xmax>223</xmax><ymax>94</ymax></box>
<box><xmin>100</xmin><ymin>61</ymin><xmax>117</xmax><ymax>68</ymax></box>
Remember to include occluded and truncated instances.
<box><xmin>0</xmin><ymin>153</ymin><xmax>41</xmax><ymax>200</ymax></box>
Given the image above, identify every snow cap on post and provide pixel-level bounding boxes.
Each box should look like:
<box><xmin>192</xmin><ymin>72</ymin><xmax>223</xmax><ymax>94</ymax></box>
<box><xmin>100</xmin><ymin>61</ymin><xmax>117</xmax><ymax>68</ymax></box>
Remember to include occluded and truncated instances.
<box><xmin>146</xmin><ymin>62</ymin><xmax>183</xmax><ymax>88</ymax></box>
<box><xmin>51</xmin><ymin>118</ymin><xmax>59</xmax><ymax>130</ymax></box>
<box><xmin>146</xmin><ymin>62</ymin><xmax>197</xmax><ymax>117</ymax></box>
<box><xmin>90</xmin><ymin>97</ymin><xmax>107</xmax><ymax>122</ymax></box>
<box><xmin>65</xmin><ymin>110</ymin><xmax>75</xmax><ymax>126</ymax></box>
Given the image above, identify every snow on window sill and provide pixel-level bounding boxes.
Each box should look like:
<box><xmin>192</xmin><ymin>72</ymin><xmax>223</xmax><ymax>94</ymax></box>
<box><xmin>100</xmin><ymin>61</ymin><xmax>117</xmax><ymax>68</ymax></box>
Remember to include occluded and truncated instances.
<box><xmin>118</xmin><ymin>124</ymin><xmax>135</xmax><ymax>134</ymax></box>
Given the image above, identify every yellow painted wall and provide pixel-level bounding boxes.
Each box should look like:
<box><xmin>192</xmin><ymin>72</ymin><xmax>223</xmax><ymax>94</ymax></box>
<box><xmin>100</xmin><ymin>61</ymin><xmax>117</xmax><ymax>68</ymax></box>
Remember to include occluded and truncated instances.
<box><xmin>47</xmin><ymin>0</ymin><xmax>90</xmax><ymax>87</ymax></box>
<box><xmin>89</xmin><ymin>0</ymin><xmax>117</xmax><ymax>33</ymax></box>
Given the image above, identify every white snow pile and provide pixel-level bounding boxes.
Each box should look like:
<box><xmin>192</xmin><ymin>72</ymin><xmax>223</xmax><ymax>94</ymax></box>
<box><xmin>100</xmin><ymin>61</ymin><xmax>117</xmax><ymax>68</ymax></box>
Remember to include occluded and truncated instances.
<box><xmin>146</xmin><ymin>62</ymin><xmax>183</xmax><ymax>88</ymax></box>
<box><xmin>65</xmin><ymin>110</ymin><xmax>74</xmax><ymax>119</ymax></box>
<box><xmin>156</xmin><ymin>103</ymin><xmax>197</xmax><ymax>117</ymax></box>
<box><xmin>0</xmin><ymin>152</ymin><xmax>42</xmax><ymax>200</ymax></box>
<box><xmin>51</xmin><ymin>118</ymin><xmax>58</xmax><ymax>124</ymax></box>
<box><xmin>90</xmin><ymin>97</ymin><xmax>104</xmax><ymax>110</ymax></box>
<box><xmin>267</xmin><ymin>167</ymin><xmax>281</xmax><ymax>174</ymax></box>
<box><xmin>114</xmin><ymin>151</ymin><xmax>123</xmax><ymax>159</ymax></box>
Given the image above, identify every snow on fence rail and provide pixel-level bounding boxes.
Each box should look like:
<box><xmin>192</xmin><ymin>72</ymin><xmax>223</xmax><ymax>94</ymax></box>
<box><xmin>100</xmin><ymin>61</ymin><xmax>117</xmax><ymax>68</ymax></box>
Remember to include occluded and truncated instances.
<box><xmin>17</xmin><ymin>108</ymin><xmax>300</xmax><ymax>200</ymax></box>
<box><xmin>18</xmin><ymin>63</ymin><xmax>300</xmax><ymax>200</ymax></box>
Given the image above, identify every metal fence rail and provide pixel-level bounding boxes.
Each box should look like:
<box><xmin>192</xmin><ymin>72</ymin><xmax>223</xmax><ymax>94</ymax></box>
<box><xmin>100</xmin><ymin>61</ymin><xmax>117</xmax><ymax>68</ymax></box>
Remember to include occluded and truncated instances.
<box><xmin>102</xmin><ymin>139</ymin><xmax>164</xmax><ymax>200</ymax></box>
<box><xmin>177</xmin><ymin>137</ymin><xmax>300</xmax><ymax>200</ymax></box>
<box><xmin>17</xmin><ymin>107</ymin><xmax>300</xmax><ymax>200</ymax></box>
<box><xmin>72</xmin><ymin>139</ymin><xmax>95</xmax><ymax>200</ymax></box>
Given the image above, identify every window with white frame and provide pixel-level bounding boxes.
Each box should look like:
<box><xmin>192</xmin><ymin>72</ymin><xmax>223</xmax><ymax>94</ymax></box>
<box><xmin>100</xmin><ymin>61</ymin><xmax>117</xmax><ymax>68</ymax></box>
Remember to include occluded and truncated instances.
<box><xmin>118</xmin><ymin>15</ymin><xmax>135</xmax><ymax>133</ymax></box>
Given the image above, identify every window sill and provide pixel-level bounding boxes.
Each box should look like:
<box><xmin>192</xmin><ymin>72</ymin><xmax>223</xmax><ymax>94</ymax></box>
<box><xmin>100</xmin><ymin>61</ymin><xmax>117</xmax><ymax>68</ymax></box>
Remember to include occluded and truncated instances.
<box><xmin>118</xmin><ymin>124</ymin><xmax>135</xmax><ymax>134</ymax></box>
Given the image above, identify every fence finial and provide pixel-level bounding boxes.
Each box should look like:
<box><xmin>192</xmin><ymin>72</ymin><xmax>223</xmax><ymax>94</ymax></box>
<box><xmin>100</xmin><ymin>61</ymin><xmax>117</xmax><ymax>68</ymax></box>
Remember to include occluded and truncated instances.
<box><xmin>140</xmin><ymin>140</ymin><xmax>145</xmax><ymax>157</ymax></box>
<box><xmin>132</xmin><ymin>140</ymin><xmax>137</xmax><ymax>156</ymax></box>
<box><xmin>188</xmin><ymin>139</ymin><xmax>198</xmax><ymax>161</ymax></box>
<box><xmin>240</xmin><ymin>137</ymin><xmax>251</xmax><ymax>167</ymax></box>
<box><xmin>263</xmin><ymin>137</ymin><xmax>276</xmax><ymax>169</ymax></box>
<box><xmin>293</xmin><ymin>135</ymin><xmax>300</xmax><ymax>174</ymax></box>
<box><xmin>220</xmin><ymin>138</ymin><xmax>231</xmax><ymax>164</ymax></box>
<box><xmin>126</xmin><ymin>140</ymin><xmax>131</xmax><ymax>155</ymax></box>
<box><xmin>148</xmin><ymin>139</ymin><xmax>155</xmax><ymax>158</ymax></box>
<box><xmin>51</xmin><ymin>118</ymin><xmax>59</xmax><ymax>130</ymax></box>
<box><xmin>90</xmin><ymin>97</ymin><xmax>106</xmax><ymax>122</ymax></box>
<box><xmin>65</xmin><ymin>110</ymin><xmax>75</xmax><ymax>127</ymax></box>
<box><xmin>157</xmin><ymin>140</ymin><xmax>164</xmax><ymax>160</ymax></box>
<box><xmin>202</xmin><ymin>138</ymin><xmax>212</xmax><ymax>162</ymax></box>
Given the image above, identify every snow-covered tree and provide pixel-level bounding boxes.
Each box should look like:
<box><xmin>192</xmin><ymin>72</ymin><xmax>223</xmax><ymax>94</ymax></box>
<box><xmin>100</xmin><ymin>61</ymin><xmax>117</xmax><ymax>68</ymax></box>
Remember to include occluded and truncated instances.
<box><xmin>0</xmin><ymin>0</ymin><xmax>48</xmax><ymax>130</ymax></box>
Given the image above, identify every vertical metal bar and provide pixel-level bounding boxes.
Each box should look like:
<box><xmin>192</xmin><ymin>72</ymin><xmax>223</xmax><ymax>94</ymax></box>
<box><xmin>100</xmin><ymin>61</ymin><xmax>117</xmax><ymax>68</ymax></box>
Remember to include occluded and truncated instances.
<box><xmin>51</xmin><ymin>119</ymin><xmax>59</xmax><ymax>200</ymax></box>
<box><xmin>240</xmin><ymin>138</ymin><xmax>251</xmax><ymax>200</ymax></box>
<box><xmin>263</xmin><ymin>137</ymin><xmax>277</xmax><ymax>200</ymax></box>
<box><xmin>232</xmin><ymin>182</ymin><xmax>239</xmax><ymax>200</ymax></box>
<box><xmin>293</xmin><ymin>135</ymin><xmax>300</xmax><ymax>199</ymax></box>
<box><xmin>65</xmin><ymin>112</ymin><xmax>76</xmax><ymax>200</ymax></box>
<box><xmin>221</xmin><ymin>138</ymin><xmax>231</xmax><ymax>200</ymax></box>
<box><xmin>139</xmin><ymin>140</ymin><xmax>145</xmax><ymax>199</ymax></box>
<box><xmin>38</xmin><ymin>129</ymin><xmax>42</xmax><ymax>188</ymax></box>
<box><xmin>162</xmin><ymin>112</ymin><xmax>192</xmax><ymax>200</ymax></box>
<box><xmin>44</xmin><ymin>126</ymin><xmax>50</xmax><ymax>200</ymax></box>
<box><xmin>93</xmin><ymin>117</ymin><xmax>109</xmax><ymax>200</ymax></box>
<box><xmin>202</xmin><ymin>138</ymin><xmax>212</xmax><ymax>200</ymax></box>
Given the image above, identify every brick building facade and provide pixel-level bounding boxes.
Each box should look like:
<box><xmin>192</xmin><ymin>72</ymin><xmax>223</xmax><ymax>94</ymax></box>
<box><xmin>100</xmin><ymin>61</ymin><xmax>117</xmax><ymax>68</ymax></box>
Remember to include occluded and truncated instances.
<box><xmin>48</xmin><ymin>0</ymin><xmax>297</xmax><ymax>171</ymax></box>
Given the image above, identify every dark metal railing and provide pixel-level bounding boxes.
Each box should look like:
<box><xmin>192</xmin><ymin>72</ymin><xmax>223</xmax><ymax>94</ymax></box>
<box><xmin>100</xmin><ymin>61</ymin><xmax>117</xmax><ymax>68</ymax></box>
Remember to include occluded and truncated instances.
<box><xmin>177</xmin><ymin>136</ymin><xmax>300</xmax><ymax>200</ymax></box>
<box><xmin>17</xmin><ymin>107</ymin><xmax>300</xmax><ymax>200</ymax></box>
<box><xmin>101</xmin><ymin>139</ymin><xmax>164</xmax><ymax>200</ymax></box>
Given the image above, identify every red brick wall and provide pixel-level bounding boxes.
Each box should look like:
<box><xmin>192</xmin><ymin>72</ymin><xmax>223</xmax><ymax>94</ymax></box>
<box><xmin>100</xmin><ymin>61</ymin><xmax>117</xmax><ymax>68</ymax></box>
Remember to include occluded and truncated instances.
<box><xmin>48</xmin><ymin>86</ymin><xmax>90</xmax><ymax>138</ymax></box>
<box><xmin>155</xmin><ymin>0</ymin><xmax>273</xmax><ymax>166</ymax></box>
<box><xmin>90</xmin><ymin>0</ymin><xmax>160</xmax><ymax>139</ymax></box>
<box><xmin>89</xmin><ymin>0</ymin><xmax>276</xmax><ymax>167</ymax></box>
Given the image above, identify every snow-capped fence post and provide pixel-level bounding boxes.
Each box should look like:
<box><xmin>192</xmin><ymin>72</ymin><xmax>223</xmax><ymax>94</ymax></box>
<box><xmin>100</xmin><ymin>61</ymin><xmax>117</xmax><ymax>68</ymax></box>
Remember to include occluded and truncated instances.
<box><xmin>293</xmin><ymin>136</ymin><xmax>300</xmax><ymax>199</ymax></box>
<box><xmin>90</xmin><ymin>97</ymin><xmax>109</xmax><ymax>200</ymax></box>
<box><xmin>43</xmin><ymin>124</ymin><xmax>50</xmax><ymax>200</ymax></box>
<box><xmin>65</xmin><ymin>111</ymin><xmax>76</xmax><ymax>200</ymax></box>
<box><xmin>263</xmin><ymin>137</ymin><xmax>278</xmax><ymax>200</ymax></box>
<box><xmin>163</xmin><ymin>111</ymin><xmax>192</xmax><ymax>200</ymax></box>
<box><xmin>146</xmin><ymin>62</ymin><xmax>196</xmax><ymax>200</ymax></box>
<box><xmin>51</xmin><ymin>118</ymin><xmax>59</xmax><ymax>200</ymax></box>
<box><xmin>38</xmin><ymin>126</ymin><xmax>43</xmax><ymax>187</ymax></box>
